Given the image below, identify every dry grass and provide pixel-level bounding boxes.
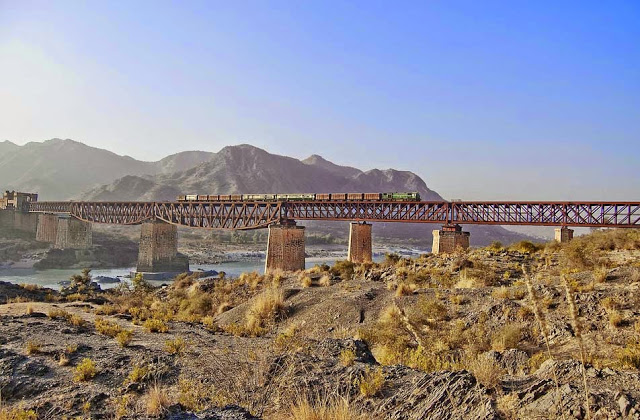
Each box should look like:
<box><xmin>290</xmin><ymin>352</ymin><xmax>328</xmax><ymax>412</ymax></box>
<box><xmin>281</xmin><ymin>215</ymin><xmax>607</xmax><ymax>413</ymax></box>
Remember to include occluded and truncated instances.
<box><xmin>299</xmin><ymin>274</ymin><xmax>313</xmax><ymax>288</ymax></box>
<box><xmin>144</xmin><ymin>319</ymin><xmax>169</xmax><ymax>333</ymax></box>
<box><xmin>145</xmin><ymin>385</ymin><xmax>171</xmax><ymax>417</ymax></box>
<box><xmin>339</xmin><ymin>349</ymin><xmax>356</xmax><ymax>367</ymax></box>
<box><xmin>25</xmin><ymin>341</ymin><xmax>41</xmax><ymax>355</ymax></box>
<box><xmin>73</xmin><ymin>358</ymin><xmax>97</xmax><ymax>382</ymax></box>
<box><xmin>245</xmin><ymin>288</ymin><xmax>288</xmax><ymax>334</ymax></box>
<box><xmin>58</xmin><ymin>353</ymin><xmax>70</xmax><ymax>366</ymax></box>
<box><xmin>25</xmin><ymin>305</ymin><xmax>33</xmax><ymax>315</ymax></box>
<box><xmin>491</xmin><ymin>324</ymin><xmax>523</xmax><ymax>351</ymax></box>
<box><xmin>69</xmin><ymin>314</ymin><xmax>85</xmax><ymax>327</ymax></box>
<box><xmin>318</xmin><ymin>274</ymin><xmax>332</xmax><ymax>287</ymax></box>
<box><xmin>395</xmin><ymin>282</ymin><xmax>415</xmax><ymax>297</ymax></box>
<box><xmin>357</xmin><ymin>367</ymin><xmax>385</xmax><ymax>397</ymax></box>
<box><xmin>165</xmin><ymin>337</ymin><xmax>188</xmax><ymax>356</ymax></box>
<box><xmin>115</xmin><ymin>330</ymin><xmax>134</xmax><ymax>347</ymax></box>
<box><xmin>496</xmin><ymin>393</ymin><xmax>520</xmax><ymax>419</ymax></box>
<box><xmin>0</xmin><ymin>399</ymin><xmax>37</xmax><ymax>420</ymax></box>
<box><xmin>608</xmin><ymin>310</ymin><xmax>624</xmax><ymax>328</ymax></box>
<box><xmin>468</xmin><ymin>354</ymin><xmax>504</xmax><ymax>389</ymax></box>
<box><xmin>126</xmin><ymin>365</ymin><xmax>150</xmax><ymax>384</ymax></box>
<box><xmin>95</xmin><ymin>318</ymin><xmax>123</xmax><ymax>337</ymax></box>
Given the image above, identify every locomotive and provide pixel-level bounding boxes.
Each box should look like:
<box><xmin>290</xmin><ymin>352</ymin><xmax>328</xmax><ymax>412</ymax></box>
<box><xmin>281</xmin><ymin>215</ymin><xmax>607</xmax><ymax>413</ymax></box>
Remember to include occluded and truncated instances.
<box><xmin>177</xmin><ymin>192</ymin><xmax>421</xmax><ymax>202</ymax></box>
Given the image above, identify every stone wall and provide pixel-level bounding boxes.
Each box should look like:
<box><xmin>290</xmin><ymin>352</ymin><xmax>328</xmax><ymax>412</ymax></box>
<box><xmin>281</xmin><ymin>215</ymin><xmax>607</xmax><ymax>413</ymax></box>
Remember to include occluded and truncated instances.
<box><xmin>36</xmin><ymin>214</ymin><xmax>59</xmax><ymax>243</ymax></box>
<box><xmin>432</xmin><ymin>225</ymin><xmax>470</xmax><ymax>254</ymax></box>
<box><xmin>265</xmin><ymin>224</ymin><xmax>306</xmax><ymax>272</ymax></box>
<box><xmin>137</xmin><ymin>221</ymin><xmax>189</xmax><ymax>273</ymax></box>
<box><xmin>0</xmin><ymin>210</ymin><xmax>15</xmax><ymax>229</ymax></box>
<box><xmin>14</xmin><ymin>212</ymin><xmax>39</xmax><ymax>233</ymax></box>
<box><xmin>348</xmin><ymin>222</ymin><xmax>372</xmax><ymax>263</ymax></box>
<box><xmin>55</xmin><ymin>217</ymin><xmax>92</xmax><ymax>249</ymax></box>
<box><xmin>554</xmin><ymin>227</ymin><xmax>574</xmax><ymax>243</ymax></box>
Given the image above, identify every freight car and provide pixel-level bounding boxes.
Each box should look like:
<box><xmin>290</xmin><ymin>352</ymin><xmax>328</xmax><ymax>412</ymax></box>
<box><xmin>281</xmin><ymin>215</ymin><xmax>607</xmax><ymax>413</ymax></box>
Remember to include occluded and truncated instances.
<box><xmin>177</xmin><ymin>192</ymin><xmax>420</xmax><ymax>202</ymax></box>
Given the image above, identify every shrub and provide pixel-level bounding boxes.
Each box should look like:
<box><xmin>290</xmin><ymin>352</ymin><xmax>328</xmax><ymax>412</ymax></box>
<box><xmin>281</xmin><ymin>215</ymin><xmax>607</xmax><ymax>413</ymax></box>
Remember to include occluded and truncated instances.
<box><xmin>25</xmin><ymin>341</ymin><xmax>41</xmax><ymax>355</ymax></box>
<box><xmin>245</xmin><ymin>288</ymin><xmax>287</xmax><ymax>333</ymax></box>
<box><xmin>116</xmin><ymin>330</ymin><xmax>134</xmax><ymax>347</ymax></box>
<box><xmin>165</xmin><ymin>337</ymin><xmax>188</xmax><ymax>356</ymax></box>
<box><xmin>0</xmin><ymin>402</ymin><xmax>37</xmax><ymax>420</ymax></box>
<box><xmin>331</xmin><ymin>260</ymin><xmax>355</xmax><ymax>280</ymax></box>
<box><xmin>487</xmin><ymin>241</ymin><xmax>504</xmax><ymax>252</ymax></box>
<box><xmin>48</xmin><ymin>308</ymin><xmax>70</xmax><ymax>320</ymax></box>
<box><xmin>593</xmin><ymin>266</ymin><xmax>609</xmax><ymax>283</ymax></box>
<box><xmin>126</xmin><ymin>364</ymin><xmax>150</xmax><ymax>384</ymax></box>
<box><xmin>601</xmin><ymin>297</ymin><xmax>620</xmax><ymax>310</ymax></box>
<box><xmin>467</xmin><ymin>354</ymin><xmax>504</xmax><ymax>389</ymax></box>
<box><xmin>609</xmin><ymin>310</ymin><xmax>624</xmax><ymax>328</ymax></box>
<box><xmin>395</xmin><ymin>283</ymin><xmax>415</xmax><ymax>297</ymax></box>
<box><xmin>357</xmin><ymin>367</ymin><xmax>385</xmax><ymax>397</ymax></box>
<box><xmin>509</xmin><ymin>241</ymin><xmax>541</xmax><ymax>254</ymax></box>
<box><xmin>145</xmin><ymin>385</ymin><xmax>170</xmax><ymax>416</ymax></box>
<box><xmin>491</xmin><ymin>324</ymin><xmax>522</xmax><ymax>351</ymax></box>
<box><xmin>73</xmin><ymin>358</ymin><xmax>97</xmax><ymax>382</ymax></box>
<box><xmin>299</xmin><ymin>274</ymin><xmax>312</xmax><ymax>288</ymax></box>
<box><xmin>339</xmin><ymin>349</ymin><xmax>356</xmax><ymax>367</ymax></box>
<box><xmin>58</xmin><ymin>353</ymin><xmax>70</xmax><ymax>366</ymax></box>
<box><xmin>144</xmin><ymin>319</ymin><xmax>169</xmax><ymax>333</ymax></box>
<box><xmin>528</xmin><ymin>351</ymin><xmax>550</xmax><ymax>372</ymax></box>
<box><xmin>202</xmin><ymin>316</ymin><xmax>219</xmax><ymax>331</ymax></box>
<box><xmin>288</xmin><ymin>395</ymin><xmax>366</xmax><ymax>420</ymax></box>
<box><xmin>95</xmin><ymin>318</ymin><xmax>123</xmax><ymax>337</ymax></box>
<box><xmin>69</xmin><ymin>314</ymin><xmax>85</xmax><ymax>327</ymax></box>
<box><xmin>618</xmin><ymin>341</ymin><xmax>640</xmax><ymax>369</ymax></box>
<box><xmin>318</xmin><ymin>274</ymin><xmax>331</xmax><ymax>287</ymax></box>
<box><xmin>25</xmin><ymin>305</ymin><xmax>34</xmax><ymax>315</ymax></box>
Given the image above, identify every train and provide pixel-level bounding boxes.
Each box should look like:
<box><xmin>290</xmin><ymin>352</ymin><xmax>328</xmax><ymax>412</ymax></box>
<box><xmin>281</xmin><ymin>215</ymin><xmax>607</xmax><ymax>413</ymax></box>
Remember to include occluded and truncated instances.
<box><xmin>176</xmin><ymin>192</ymin><xmax>421</xmax><ymax>202</ymax></box>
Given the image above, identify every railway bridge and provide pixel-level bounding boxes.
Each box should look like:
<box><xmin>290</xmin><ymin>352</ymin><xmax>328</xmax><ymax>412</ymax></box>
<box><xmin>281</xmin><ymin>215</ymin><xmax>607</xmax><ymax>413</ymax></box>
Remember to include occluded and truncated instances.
<box><xmin>2</xmin><ymin>192</ymin><xmax>639</xmax><ymax>274</ymax></box>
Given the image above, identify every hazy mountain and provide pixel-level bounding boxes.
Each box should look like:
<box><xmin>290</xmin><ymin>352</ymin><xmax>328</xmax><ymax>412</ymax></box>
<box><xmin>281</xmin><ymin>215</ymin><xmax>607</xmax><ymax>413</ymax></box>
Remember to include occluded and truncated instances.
<box><xmin>82</xmin><ymin>144</ymin><xmax>531</xmax><ymax>246</ymax></box>
<box><xmin>0</xmin><ymin>139</ymin><xmax>213</xmax><ymax>199</ymax></box>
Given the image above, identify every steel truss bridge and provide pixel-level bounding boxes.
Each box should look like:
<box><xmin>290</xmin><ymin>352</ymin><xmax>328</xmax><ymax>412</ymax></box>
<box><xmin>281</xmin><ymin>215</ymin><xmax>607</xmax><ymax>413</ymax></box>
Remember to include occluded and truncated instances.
<box><xmin>26</xmin><ymin>200</ymin><xmax>640</xmax><ymax>230</ymax></box>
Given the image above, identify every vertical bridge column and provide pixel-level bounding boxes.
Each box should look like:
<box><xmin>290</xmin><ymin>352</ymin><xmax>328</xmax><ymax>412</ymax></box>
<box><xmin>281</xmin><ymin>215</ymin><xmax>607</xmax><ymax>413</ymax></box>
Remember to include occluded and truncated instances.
<box><xmin>137</xmin><ymin>221</ymin><xmax>189</xmax><ymax>273</ymax></box>
<box><xmin>265</xmin><ymin>221</ymin><xmax>305</xmax><ymax>273</ymax></box>
<box><xmin>348</xmin><ymin>222</ymin><xmax>372</xmax><ymax>263</ymax></box>
<box><xmin>554</xmin><ymin>227</ymin><xmax>574</xmax><ymax>243</ymax></box>
<box><xmin>432</xmin><ymin>224</ymin><xmax>470</xmax><ymax>254</ymax></box>
<box><xmin>36</xmin><ymin>214</ymin><xmax>59</xmax><ymax>243</ymax></box>
<box><xmin>55</xmin><ymin>216</ymin><xmax>92</xmax><ymax>249</ymax></box>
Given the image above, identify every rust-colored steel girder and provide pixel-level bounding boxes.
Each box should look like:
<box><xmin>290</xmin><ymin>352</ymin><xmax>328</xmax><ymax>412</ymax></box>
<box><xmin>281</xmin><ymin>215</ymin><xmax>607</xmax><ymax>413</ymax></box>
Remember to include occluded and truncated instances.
<box><xmin>28</xmin><ymin>200</ymin><xmax>640</xmax><ymax>229</ymax></box>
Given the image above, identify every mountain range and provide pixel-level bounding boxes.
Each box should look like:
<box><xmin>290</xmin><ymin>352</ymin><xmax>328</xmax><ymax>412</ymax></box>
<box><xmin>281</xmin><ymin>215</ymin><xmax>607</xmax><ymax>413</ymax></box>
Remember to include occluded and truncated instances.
<box><xmin>1</xmin><ymin>139</ymin><xmax>533</xmax><ymax>245</ymax></box>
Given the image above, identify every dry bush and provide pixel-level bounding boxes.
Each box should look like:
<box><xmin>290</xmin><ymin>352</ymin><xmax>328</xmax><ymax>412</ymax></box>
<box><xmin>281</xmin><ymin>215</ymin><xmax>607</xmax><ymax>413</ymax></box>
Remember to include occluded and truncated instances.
<box><xmin>25</xmin><ymin>305</ymin><xmax>34</xmax><ymax>315</ymax></box>
<box><xmin>492</xmin><ymin>286</ymin><xmax>526</xmax><ymax>300</ymax></box>
<box><xmin>593</xmin><ymin>266</ymin><xmax>609</xmax><ymax>283</ymax></box>
<box><xmin>144</xmin><ymin>319</ymin><xmax>169</xmax><ymax>333</ymax></box>
<box><xmin>299</xmin><ymin>274</ymin><xmax>313</xmax><ymax>288</ymax></box>
<box><xmin>0</xmin><ymin>400</ymin><xmax>37</xmax><ymax>420</ymax></box>
<box><xmin>339</xmin><ymin>349</ymin><xmax>356</xmax><ymax>367</ymax></box>
<box><xmin>618</xmin><ymin>341</ymin><xmax>640</xmax><ymax>369</ymax></box>
<box><xmin>145</xmin><ymin>385</ymin><xmax>170</xmax><ymax>417</ymax></box>
<box><xmin>95</xmin><ymin>318</ymin><xmax>123</xmax><ymax>337</ymax></box>
<box><xmin>467</xmin><ymin>354</ymin><xmax>504</xmax><ymax>389</ymax></box>
<box><xmin>330</xmin><ymin>260</ymin><xmax>355</xmax><ymax>280</ymax></box>
<box><xmin>450</xmin><ymin>294</ymin><xmax>469</xmax><ymax>305</ymax></box>
<box><xmin>112</xmin><ymin>394</ymin><xmax>133</xmax><ymax>420</ymax></box>
<box><xmin>216</xmin><ymin>302</ymin><xmax>233</xmax><ymax>315</ymax></box>
<box><xmin>318</xmin><ymin>275</ymin><xmax>331</xmax><ymax>287</ymax></box>
<box><xmin>58</xmin><ymin>353</ymin><xmax>70</xmax><ymax>366</ymax></box>
<box><xmin>73</xmin><ymin>358</ymin><xmax>97</xmax><ymax>382</ymax></box>
<box><xmin>491</xmin><ymin>324</ymin><xmax>522</xmax><ymax>351</ymax></box>
<box><xmin>116</xmin><ymin>330</ymin><xmax>134</xmax><ymax>347</ymax></box>
<box><xmin>126</xmin><ymin>365</ymin><xmax>150</xmax><ymax>384</ymax></box>
<box><xmin>245</xmin><ymin>288</ymin><xmax>288</xmax><ymax>334</ymax></box>
<box><xmin>601</xmin><ymin>296</ymin><xmax>620</xmax><ymax>311</ymax></box>
<box><xmin>25</xmin><ymin>341</ymin><xmax>41</xmax><ymax>355</ymax></box>
<box><xmin>48</xmin><ymin>308</ymin><xmax>70</xmax><ymax>320</ymax></box>
<box><xmin>202</xmin><ymin>315</ymin><xmax>219</xmax><ymax>331</ymax></box>
<box><xmin>496</xmin><ymin>393</ymin><xmax>520</xmax><ymax>419</ymax></box>
<box><xmin>357</xmin><ymin>367</ymin><xmax>385</xmax><ymax>397</ymax></box>
<box><xmin>395</xmin><ymin>282</ymin><xmax>415</xmax><ymax>297</ymax></box>
<box><xmin>609</xmin><ymin>310</ymin><xmax>624</xmax><ymax>328</ymax></box>
<box><xmin>412</xmin><ymin>296</ymin><xmax>447</xmax><ymax>322</ymax></box>
<box><xmin>69</xmin><ymin>314</ymin><xmax>85</xmax><ymax>327</ymax></box>
<box><xmin>165</xmin><ymin>337</ymin><xmax>188</xmax><ymax>356</ymax></box>
<box><xmin>508</xmin><ymin>241</ymin><xmax>542</xmax><ymax>254</ymax></box>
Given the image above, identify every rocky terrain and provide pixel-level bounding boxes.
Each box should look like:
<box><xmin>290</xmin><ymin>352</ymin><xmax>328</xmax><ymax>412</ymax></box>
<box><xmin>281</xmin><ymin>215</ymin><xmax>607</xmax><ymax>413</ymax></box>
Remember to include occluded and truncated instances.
<box><xmin>0</xmin><ymin>229</ymin><xmax>639</xmax><ymax>419</ymax></box>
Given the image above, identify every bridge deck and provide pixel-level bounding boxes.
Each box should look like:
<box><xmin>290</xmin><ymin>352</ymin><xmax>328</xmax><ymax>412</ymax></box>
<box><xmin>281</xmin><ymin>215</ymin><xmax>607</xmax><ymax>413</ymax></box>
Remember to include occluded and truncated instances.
<box><xmin>25</xmin><ymin>200</ymin><xmax>640</xmax><ymax>230</ymax></box>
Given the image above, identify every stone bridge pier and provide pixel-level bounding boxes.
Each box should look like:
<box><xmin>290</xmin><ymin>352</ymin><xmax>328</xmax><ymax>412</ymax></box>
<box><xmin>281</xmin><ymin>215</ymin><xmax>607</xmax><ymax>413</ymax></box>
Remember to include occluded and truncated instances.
<box><xmin>555</xmin><ymin>227</ymin><xmax>574</xmax><ymax>243</ymax></box>
<box><xmin>265</xmin><ymin>221</ymin><xmax>305</xmax><ymax>273</ymax></box>
<box><xmin>35</xmin><ymin>214</ymin><xmax>92</xmax><ymax>249</ymax></box>
<box><xmin>348</xmin><ymin>222</ymin><xmax>372</xmax><ymax>263</ymax></box>
<box><xmin>432</xmin><ymin>224</ymin><xmax>470</xmax><ymax>254</ymax></box>
<box><xmin>137</xmin><ymin>220</ymin><xmax>189</xmax><ymax>273</ymax></box>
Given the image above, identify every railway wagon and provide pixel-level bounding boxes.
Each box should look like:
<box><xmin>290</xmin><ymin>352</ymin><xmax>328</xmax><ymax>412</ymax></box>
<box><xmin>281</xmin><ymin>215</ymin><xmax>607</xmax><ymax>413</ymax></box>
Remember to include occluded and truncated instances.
<box><xmin>176</xmin><ymin>191</ymin><xmax>421</xmax><ymax>202</ymax></box>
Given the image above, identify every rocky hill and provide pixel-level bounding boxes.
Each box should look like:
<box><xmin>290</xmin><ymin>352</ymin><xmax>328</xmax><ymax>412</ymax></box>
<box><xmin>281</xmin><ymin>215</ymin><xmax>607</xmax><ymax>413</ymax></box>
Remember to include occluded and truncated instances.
<box><xmin>0</xmin><ymin>139</ymin><xmax>213</xmax><ymax>200</ymax></box>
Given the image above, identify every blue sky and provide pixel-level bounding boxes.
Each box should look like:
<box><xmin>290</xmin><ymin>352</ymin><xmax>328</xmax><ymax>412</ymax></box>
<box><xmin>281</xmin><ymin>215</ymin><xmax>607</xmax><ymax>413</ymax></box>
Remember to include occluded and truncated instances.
<box><xmin>1</xmin><ymin>1</ymin><xmax>638</xmax><ymax>200</ymax></box>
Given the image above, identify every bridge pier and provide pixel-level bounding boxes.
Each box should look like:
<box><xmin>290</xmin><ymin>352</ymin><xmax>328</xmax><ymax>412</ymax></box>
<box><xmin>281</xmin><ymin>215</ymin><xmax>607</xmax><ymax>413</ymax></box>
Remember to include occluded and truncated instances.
<box><xmin>14</xmin><ymin>212</ymin><xmax>39</xmax><ymax>233</ymax></box>
<box><xmin>265</xmin><ymin>221</ymin><xmax>305</xmax><ymax>273</ymax></box>
<box><xmin>432</xmin><ymin>224</ymin><xmax>470</xmax><ymax>254</ymax></box>
<box><xmin>137</xmin><ymin>221</ymin><xmax>189</xmax><ymax>273</ymax></box>
<box><xmin>54</xmin><ymin>216</ymin><xmax>92</xmax><ymax>249</ymax></box>
<box><xmin>348</xmin><ymin>222</ymin><xmax>372</xmax><ymax>263</ymax></box>
<box><xmin>36</xmin><ymin>214</ymin><xmax>59</xmax><ymax>243</ymax></box>
<box><xmin>0</xmin><ymin>209</ymin><xmax>15</xmax><ymax>229</ymax></box>
<box><xmin>554</xmin><ymin>227</ymin><xmax>574</xmax><ymax>243</ymax></box>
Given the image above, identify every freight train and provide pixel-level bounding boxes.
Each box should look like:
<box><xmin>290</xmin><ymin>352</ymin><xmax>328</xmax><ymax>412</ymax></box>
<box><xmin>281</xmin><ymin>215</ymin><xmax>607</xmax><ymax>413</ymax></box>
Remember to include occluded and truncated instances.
<box><xmin>177</xmin><ymin>192</ymin><xmax>421</xmax><ymax>202</ymax></box>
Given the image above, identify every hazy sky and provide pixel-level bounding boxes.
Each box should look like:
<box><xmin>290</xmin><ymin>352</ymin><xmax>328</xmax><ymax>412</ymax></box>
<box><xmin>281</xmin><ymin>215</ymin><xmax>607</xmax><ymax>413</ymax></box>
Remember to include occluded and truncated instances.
<box><xmin>1</xmin><ymin>1</ymin><xmax>638</xmax><ymax>200</ymax></box>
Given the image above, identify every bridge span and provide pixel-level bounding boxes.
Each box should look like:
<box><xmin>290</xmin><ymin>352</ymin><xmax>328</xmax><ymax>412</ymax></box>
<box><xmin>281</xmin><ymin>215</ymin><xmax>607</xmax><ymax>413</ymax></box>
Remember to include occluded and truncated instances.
<box><xmin>2</xmin><ymin>196</ymin><xmax>639</xmax><ymax>275</ymax></box>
